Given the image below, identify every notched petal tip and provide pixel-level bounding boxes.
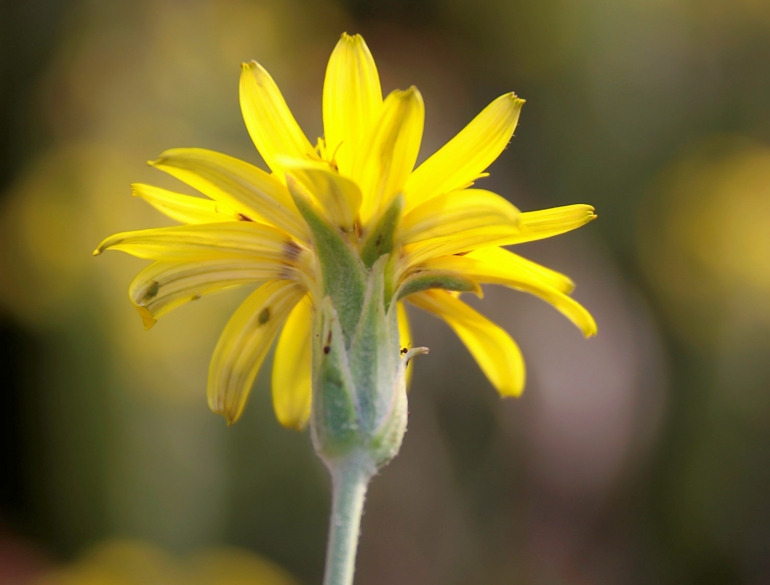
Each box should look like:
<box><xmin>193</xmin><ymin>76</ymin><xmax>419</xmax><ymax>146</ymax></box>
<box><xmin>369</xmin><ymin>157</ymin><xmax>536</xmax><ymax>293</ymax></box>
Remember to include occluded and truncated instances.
<box><xmin>240</xmin><ymin>60</ymin><xmax>272</xmax><ymax>80</ymax></box>
<box><xmin>386</xmin><ymin>86</ymin><xmax>423</xmax><ymax>104</ymax></box>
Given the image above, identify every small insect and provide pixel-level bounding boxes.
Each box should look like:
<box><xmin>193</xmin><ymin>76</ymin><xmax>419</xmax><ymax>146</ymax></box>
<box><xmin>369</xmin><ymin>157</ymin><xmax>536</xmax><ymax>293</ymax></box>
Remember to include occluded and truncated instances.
<box><xmin>257</xmin><ymin>307</ymin><xmax>271</xmax><ymax>326</ymax></box>
<box><xmin>140</xmin><ymin>281</ymin><xmax>160</xmax><ymax>304</ymax></box>
<box><xmin>400</xmin><ymin>347</ymin><xmax>409</xmax><ymax>355</ymax></box>
<box><xmin>323</xmin><ymin>329</ymin><xmax>333</xmax><ymax>354</ymax></box>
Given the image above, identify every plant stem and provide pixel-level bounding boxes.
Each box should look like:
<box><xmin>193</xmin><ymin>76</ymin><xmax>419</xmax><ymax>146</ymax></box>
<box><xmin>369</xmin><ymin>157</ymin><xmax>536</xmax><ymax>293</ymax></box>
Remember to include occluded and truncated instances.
<box><xmin>323</xmin><ymin>454</ymin><xmax>373</xmax><ymax>585</ymax></box>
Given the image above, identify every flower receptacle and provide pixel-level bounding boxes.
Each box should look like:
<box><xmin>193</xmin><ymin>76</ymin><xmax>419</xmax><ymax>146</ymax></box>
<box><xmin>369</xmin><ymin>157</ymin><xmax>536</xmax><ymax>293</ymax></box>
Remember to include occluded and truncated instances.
<box><xmin>311</xmin><ymin>256</ymin><xmax>413</xmax><ymax>470</ymax></box>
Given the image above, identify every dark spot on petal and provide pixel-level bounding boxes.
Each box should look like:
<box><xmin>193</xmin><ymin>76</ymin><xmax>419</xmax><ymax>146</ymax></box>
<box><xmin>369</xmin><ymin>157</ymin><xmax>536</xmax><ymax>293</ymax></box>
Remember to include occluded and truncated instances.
<box><xmin>237</xmin><ymin>213</ymin><xmax>255</xmax><ymax>222</ymax></box>
<box><xmin>278</xmin><ymin>266</ymin><xmax>295</xmax><ymax>280</ymax></box>
<box><xmin>323</xmin><ymin>346</ymin><xmax>330</xmax><ymax>354</ymax></box>
<box><xmin>284</xmin><ymin>240</ymin><xmax>302</xmax><ymax>260</ymax></box>
<box><xmin>258</xmin><ymin>307</ymin><xmax>271</xmax><ymax>326</ymax></box>
<box><xmin>140</xmin><ymin>281</ymin><xmax>160</xmax><ymax>304</ymax></box>
<box><xmin>191</xmin><ymin>294</ymin><xmax>201</xmax><ymax>301</ymax></box>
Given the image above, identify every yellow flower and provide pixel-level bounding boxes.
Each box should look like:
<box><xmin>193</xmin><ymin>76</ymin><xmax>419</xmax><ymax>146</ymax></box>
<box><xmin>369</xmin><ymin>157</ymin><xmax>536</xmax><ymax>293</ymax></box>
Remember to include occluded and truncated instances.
<box><xmin>95</xmin><ymin>33</ymin><xmax>596</xmax><ymax>429</ymax></box>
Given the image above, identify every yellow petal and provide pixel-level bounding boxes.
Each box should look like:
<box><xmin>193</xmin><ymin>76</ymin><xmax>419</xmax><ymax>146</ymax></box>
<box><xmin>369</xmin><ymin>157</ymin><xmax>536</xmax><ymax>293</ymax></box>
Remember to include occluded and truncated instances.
<box><xmin>132</xmin><ymin>183</ymin><xmax>242</xmax><ymax>224</ymax></box>
<box><xmin>399</xmin><ymin>189</ymin><xmax>520</xmax><ymax>244</ymax></box>
<box><xmin>403</xmin><ymin>204</ymin><xmax>596</xmax><ymax>267</ymax></box>
<box><xmin>94</xmin><ymin>222</ymin><xmax>308</xmax><ymax>263</ymax></box>
<box><xmin>150</xmin><ymin>148</ymin><xmax>308</xmax><ymax>241</ymax></box>
<box><xmin>129</xmin><ymin>257</ymin><xmax>303</xmax><ymax>329</ymax></box>
<box><xmin>271</xmin><ymin>295</ymin><xmax>313</xmax><ymax>430</ymax></box>
<box><xmin>420</xmin><ymin>252</ymin><xmax>596</xmax><ymax>337</ymax></box>
<box><xmin>517</xmin><ymin>204</ymin><xmax>597</xmax><ymax>243</ymax></box>
<box><xmin>323</xmin><ymin>33</ymin><xmax>383</xmax><ymax>176</ymax></box>
<box><xmin>404</xmin><ymin>93</ymin><xmax>524</xmax><ymax>211</ymax></box>
<box><xmin>408</xmin><ymin>290</ymin><xmax>525</xmax><ymax>396</ymax></box>
<box><xmin>353</xmin><ymin>87</ymin><xmax>424</xmax><ymax>225</ymax></box>
<box><xmin>240</xmin><ymin>61</ymin><xmax>315</xmax><ymax>175</ymax></box>
<box><xmin>278</xmin><ymin>157</ymin><xmax>362</xmax><ymax>230</ymax></box>
<box><xmin>396</xmin><ymin>301</ymin><xmax>414</xmax><ymax>389</ymax></box>
<box><xmin>208</xmin><ymin>280</ymin><xmax>305</xmax><ymax>425</ymax></box>
<box><xmin>465</xmin><ymin>247</ymin><xmax>575</xmax><ymax>293</ymax></box>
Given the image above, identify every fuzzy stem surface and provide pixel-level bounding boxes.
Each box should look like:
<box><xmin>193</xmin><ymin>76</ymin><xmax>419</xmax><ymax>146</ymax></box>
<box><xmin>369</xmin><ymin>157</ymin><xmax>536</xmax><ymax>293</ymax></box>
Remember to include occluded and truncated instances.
<box><xmin>322</xmin><ymin>453</ymin><xmax>374</xmax><ymax>585</ymax></box>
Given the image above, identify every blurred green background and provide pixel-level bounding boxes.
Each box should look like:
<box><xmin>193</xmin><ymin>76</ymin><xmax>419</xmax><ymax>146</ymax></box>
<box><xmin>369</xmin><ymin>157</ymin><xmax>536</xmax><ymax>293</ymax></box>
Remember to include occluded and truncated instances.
<box><xmin>1</xmin><ymin>0</ymin><xmax>769</xmax><ymax>583</ymax></box>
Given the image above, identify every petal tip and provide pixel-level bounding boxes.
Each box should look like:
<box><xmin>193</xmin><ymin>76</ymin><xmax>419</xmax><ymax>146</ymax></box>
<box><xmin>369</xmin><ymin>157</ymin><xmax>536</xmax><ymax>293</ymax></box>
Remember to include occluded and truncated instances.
<box><xmin>339</xmin><ymin>32</ymin><xmax>365</xmax><ymax>44</ymax></box>
<box><xmin>135</xmin><ymin>305</ymin><xmax>157</xmax><ymax>330</ymax></box>
<box><xmin>93</xmin><ymin>236</ymin><xmax>112</xmax><ymax>255</ymax></box>
<box><xmin>278</xmin><ymin>417</ymin><xmax>308</xmax><ymax>432</ymax></box>
<box><xmin>502</xmin><ymin>92</ymin><xmax>525</xmax><ymax>108</ymax></box>
<box><xmin>497</xmin><ymin>383</ymin><xmax>525</xmax><ymax>399</ymax></box>
<box><xmin>210</xmin><ymin>404</ymin><xmax>239</xmax><ymax>426</ymax></box>
<box><xmin>241</xmin><ymin>60</ymin><xmax>266</xmax><ymax>77</ymax></box>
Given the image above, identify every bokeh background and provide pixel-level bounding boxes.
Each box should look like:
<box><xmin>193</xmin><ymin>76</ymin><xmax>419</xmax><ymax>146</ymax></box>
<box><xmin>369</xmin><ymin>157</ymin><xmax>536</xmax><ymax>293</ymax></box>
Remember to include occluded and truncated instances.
<box><xmin>1</xmin><ymin>0</ymin><xmax>769</xmax><ymax>583</ymax></box>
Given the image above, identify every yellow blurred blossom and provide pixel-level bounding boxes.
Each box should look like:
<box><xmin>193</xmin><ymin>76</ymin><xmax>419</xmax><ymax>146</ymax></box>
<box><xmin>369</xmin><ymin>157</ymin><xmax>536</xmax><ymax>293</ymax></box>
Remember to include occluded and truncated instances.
<box><xmin>34</xmin><ymin>539</ymin><xmax>297</xmax><ymax>585</ymax></box>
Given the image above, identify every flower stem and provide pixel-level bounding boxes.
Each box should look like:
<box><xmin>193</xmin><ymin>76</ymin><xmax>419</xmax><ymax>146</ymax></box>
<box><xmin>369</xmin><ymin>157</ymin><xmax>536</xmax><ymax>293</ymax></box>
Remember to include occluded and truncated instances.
<box><xmin>323</xmin><ymin>453</ymin><xmax>374</xmax><ymax>585</ymax></box>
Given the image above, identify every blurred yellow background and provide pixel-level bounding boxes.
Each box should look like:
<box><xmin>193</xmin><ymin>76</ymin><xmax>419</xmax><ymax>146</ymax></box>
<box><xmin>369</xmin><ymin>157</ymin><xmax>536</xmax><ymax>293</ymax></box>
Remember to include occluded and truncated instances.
<box><xmin>0</xmin><ymin>0</ymin><xmax>768</xmax><ymax>583</ymax></box>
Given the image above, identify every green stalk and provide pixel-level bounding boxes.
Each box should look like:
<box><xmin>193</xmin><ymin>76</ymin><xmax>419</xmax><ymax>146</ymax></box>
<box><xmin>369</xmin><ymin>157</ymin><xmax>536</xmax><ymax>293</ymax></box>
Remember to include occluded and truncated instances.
<box><xmin>322</xmin><ymin>454</ymin><xmax>375</xmax><ymax>585</ymax></box>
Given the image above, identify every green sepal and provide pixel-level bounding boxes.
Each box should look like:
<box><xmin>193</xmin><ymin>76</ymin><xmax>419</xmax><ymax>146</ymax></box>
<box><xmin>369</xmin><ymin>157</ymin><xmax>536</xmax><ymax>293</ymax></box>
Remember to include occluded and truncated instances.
<box><xmin>359</xmin><ymin>193</ymin><xmax>404</xmax><ymax>268</ymax></box>
<box><xmin>348</xmin><ymin>256</ymin><xmax>399</xmax><ymax>434</ymax></box>
<box><xmin>286</xmin><ymin>175</ymin><xmax>366</xmax><ymax>345</ymax></box>
<box><xmin>367</xmin><ymin>305</ymin><xmax>410</xmax><ymax>467</ymax></box>
<box><xmin>395</xmin><ymin>270</ymin><xmax>481</xmax><ymax>302</ymax></box>
<box><xmin>368</xmin><ymin>366</ymin><xmax>408</xmax><ymax>467</ymax></box>
<box><xmin>311</xmin><ymin>298</ymin><xmax>360</xmax><ymax>460</ymax></box>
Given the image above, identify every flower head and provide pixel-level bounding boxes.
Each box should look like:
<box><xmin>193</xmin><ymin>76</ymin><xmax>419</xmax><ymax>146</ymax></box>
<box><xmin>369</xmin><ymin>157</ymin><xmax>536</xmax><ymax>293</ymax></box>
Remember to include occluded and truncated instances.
<box><xmin>95</xmin><ymin>33</ymin><xmax>596</xmax><ymax>432</ymax></box>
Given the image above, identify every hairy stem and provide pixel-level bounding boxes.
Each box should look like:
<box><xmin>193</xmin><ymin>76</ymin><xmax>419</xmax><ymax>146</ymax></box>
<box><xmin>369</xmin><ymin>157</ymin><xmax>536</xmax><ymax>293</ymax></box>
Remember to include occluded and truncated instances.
<box><xmin>322</xmin><ymin>454</ymin><xmax>374</xmax><ymax>585</ymax></box>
